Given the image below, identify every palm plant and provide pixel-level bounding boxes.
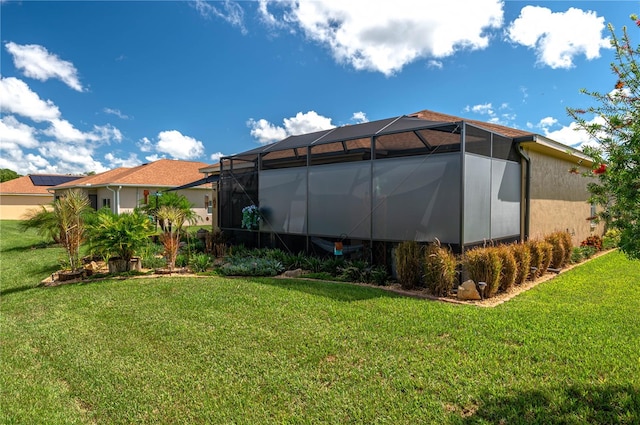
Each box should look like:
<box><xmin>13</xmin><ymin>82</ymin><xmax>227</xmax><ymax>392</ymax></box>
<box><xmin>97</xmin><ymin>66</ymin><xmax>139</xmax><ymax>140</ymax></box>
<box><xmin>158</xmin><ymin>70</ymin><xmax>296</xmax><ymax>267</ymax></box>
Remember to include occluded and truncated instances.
<box><xmin>85</xmin><ymin>209</ymin><xmax>154</xmax><ymax>272</ymax></box>
<box><xmin>21</xmin><ymin>189</ymin><xmax>92</xmax><ymax>271</ymax></box>
<box><xmin>156</xmin><ymin>205</ymin><xmax>187</xmax><ymax>270</ymax></box>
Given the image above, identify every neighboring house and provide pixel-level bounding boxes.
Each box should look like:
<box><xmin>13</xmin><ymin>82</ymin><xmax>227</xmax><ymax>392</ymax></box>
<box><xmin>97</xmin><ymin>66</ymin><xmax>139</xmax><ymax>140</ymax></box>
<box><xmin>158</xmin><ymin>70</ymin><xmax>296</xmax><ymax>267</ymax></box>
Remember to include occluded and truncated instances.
<box><xmin>217</xmin><ymin>109</ymin><xmax>603</xmax><ymax>259</ymax></box>
<box><xmin>52</xmin><ymin>159</ymin><xmax>213</xmax><ymax>225</ymax></box>
<box><xmin>0</xmin><ymin>174</ymin><xmax>82</xmax><ymax>220</ymax></box>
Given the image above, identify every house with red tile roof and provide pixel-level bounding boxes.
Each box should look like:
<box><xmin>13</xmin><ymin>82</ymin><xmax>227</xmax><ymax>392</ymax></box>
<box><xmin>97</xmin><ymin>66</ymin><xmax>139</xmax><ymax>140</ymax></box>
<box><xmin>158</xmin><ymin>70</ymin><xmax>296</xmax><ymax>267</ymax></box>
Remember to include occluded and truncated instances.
<box><xmin>0</xmin><ymin>174</ymin><xmax>82</xmax><ymax>220</ymax></box>
<box><xmin>52</xmin><ymin>159</ymin><xmax>214</xmax><ymax>226</ymax></box>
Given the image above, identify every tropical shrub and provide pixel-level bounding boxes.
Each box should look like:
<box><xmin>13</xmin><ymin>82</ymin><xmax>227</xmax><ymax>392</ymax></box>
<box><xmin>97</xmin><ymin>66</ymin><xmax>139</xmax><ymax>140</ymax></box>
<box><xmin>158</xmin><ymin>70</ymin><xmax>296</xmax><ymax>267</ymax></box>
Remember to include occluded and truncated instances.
<box><xmin>86</xmin><ymin>209</ymin><xmax>154</xmax><ymax>272</ymax></box>
<box><xmin>22</xmin><ymin>189</ymin><xmax>92</xmax><ymax>271</ymax></box>
<box><xmin>581</xmin><ymin>235</ymin><xmax>603</xmax><ymax>251</ymax></box>
<box><xmin>603</xmin><ymin>228</ymin><xmax>621</xmax><ymax>249</ymax></box>
<box><xmin>495</xmin><ymin>246</ymin><xmax>517</xmax><ymax>293</ymax></box>
<box><xmin>218</xmin><ymin>257</ymin><xmax>284</xmax><ymax>277</ymax></box>
<box><xmin>510</xmin><ymin>243</ymin><xmax>531</xmax><ymax>286</ymax></box>
<box><xmin>395</xmin><ymin>241</ymin><xmax>423</xmax><ymax>290</ymax></box>
<box><xmin>157</xmin><ymin>205</ymin><xmax>187</xmax><ymax>270</ymax></box>
<box><xmin>423</xmin><ymin>243</ymin><xmax>457</xmax><ymax>297</ymax></box>
<box><xmin>189</xmin><ymin>253</ymin><xmax>212</xmax><ymax>272</ymax></box>
<box><xmin>464</xmin><ymin>247</ymin><xmax>502</xmax><ymax>298</ymax></box>
<box><xmin>175</xmin><ymin>253</ymin><xmax>189</xmax><ymax>268</ymax></box>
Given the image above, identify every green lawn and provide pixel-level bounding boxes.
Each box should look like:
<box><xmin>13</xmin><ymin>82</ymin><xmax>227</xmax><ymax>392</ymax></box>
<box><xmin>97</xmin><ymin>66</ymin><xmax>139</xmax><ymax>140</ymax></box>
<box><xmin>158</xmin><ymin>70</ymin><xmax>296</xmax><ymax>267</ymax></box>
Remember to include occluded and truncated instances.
<box><xmin>1</xmin><ymin>220</ymin><xmax>639</xmax><ymax>424</ymax></box>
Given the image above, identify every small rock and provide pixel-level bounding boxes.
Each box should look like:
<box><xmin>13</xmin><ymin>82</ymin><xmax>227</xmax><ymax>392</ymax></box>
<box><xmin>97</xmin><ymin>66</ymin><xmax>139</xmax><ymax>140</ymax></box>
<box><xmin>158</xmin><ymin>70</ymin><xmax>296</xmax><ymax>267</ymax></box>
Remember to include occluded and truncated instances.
<box><xmin>283</xmin><ymin>268</ymin><xmax>303</xmax><ymax>278</ymax></box>
<box><xmin>457</xmin><ymin>280</ymin><xmax>481</xmax><ymax>300</ymax></box>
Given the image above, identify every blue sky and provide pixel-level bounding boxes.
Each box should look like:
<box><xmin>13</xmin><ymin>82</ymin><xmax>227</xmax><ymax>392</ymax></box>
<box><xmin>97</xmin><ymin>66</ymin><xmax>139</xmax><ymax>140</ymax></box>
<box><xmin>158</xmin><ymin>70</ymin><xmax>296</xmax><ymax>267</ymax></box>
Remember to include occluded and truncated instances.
<box><xmin>0</xmin><ymin>1</ymin><xmax>635</xmax><ymax>175</ymax></box>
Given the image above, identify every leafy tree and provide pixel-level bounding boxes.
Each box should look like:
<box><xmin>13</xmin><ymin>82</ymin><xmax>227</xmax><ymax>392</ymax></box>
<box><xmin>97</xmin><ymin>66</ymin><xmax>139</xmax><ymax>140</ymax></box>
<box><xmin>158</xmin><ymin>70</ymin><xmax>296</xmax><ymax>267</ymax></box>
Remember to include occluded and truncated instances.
<box><xmin>0</xmin><ymin>169</ymin><xmax>20</xmax><ymax>182</ymax></box>
<box><xmin>567</xmin><ymin>15</ymin><xmax>640</xmax><ymax>260</ymax></box>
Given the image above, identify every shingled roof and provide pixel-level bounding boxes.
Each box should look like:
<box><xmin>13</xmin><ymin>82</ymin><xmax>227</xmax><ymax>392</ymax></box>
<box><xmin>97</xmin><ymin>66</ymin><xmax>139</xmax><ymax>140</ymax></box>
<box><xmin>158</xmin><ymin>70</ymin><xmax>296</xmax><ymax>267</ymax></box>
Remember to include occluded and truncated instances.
<box><xmin>409</xmin><ymin>109</ymin><xmax>533</xmax><ymax>138</ymax></box>
<box><xmin>53</xmin><ymin>159</ymin><xmax>210</xmax><ymax>189</ymax></box>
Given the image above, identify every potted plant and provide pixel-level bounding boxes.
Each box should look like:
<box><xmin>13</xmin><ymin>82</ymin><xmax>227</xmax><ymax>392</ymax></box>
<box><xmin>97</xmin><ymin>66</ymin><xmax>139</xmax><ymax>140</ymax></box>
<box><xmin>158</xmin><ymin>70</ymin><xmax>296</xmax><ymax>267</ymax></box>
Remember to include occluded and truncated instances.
<box><xmin>241</xmin><ymin>205</ymin><xmax>261</xmax><ymax>230</ymax></box>
<box><xmin>85</xmin><ymin>209</ymin><xmax>155</xmax><ymax>273</ymax></box>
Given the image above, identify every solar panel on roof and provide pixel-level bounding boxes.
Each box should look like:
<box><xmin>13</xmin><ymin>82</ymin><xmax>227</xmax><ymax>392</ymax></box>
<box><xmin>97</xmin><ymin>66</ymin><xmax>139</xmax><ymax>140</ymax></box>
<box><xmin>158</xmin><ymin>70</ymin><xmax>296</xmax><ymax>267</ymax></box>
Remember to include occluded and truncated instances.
<box><xmin>29</xmin><ymin>175</ymin><xmax>82</xmax><ymax>186</ymax></box>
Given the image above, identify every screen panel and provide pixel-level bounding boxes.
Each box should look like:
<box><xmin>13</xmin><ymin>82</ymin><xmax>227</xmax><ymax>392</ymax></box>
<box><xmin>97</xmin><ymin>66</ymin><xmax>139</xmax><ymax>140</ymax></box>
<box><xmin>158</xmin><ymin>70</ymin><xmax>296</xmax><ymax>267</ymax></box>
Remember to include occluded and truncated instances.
<box><xmin>308</xmin><ymin>162</ymin><xmax>371</xmax><ymax>238</ymax></box>
<box><xmin>491</xmin><ymin>159</ymin><xmax>521</xmax><ymax>239</ymax></box>
<box><xmin>259</xmin><ymin>168</ymin><xmax>307</xmax><ymax>234</ymax></box>
<box><xmin>464</xmin><ymin>154</ymin><xmax>491</xmax><ymax>243</ymax></box>
<box><xmin>372</xmin><ymin>154</ymin><xmax>461</xmax><ymax>243</ymax></box>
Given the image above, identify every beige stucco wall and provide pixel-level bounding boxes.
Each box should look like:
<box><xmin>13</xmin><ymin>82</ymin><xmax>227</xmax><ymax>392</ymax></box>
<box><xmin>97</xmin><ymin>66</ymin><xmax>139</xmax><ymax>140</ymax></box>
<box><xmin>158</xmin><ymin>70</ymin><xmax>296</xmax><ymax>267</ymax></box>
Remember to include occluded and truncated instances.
<box><xmin>526</xmin><ymin>149</ymin><xmax>604</xmax><ymax>246</ymax></box>
<box><xmin>0</xmin><ymin>194</ymin><xmax>54</xmax><ymax>220</ymax></box>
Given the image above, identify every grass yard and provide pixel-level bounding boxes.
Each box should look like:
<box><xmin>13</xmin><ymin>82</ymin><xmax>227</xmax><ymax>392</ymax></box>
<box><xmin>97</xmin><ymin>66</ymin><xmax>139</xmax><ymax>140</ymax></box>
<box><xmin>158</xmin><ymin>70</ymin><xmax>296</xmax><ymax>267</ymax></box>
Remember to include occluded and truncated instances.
<box><xmin>1</xmin><ymin>220</ymin><xmax>639</xmax><ymax>424</ymax></box>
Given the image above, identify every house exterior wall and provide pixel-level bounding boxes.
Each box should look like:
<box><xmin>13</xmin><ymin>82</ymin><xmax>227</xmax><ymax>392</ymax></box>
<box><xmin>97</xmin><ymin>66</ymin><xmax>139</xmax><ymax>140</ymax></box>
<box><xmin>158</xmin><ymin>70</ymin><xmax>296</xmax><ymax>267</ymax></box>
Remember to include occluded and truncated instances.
<box><xmin>526</xmin><ymin>149</ymin><xmax>604</xmax><ymax>246</ymax></box>
<box><xmin>0</xmin><ymin>194</ymin><xmax>53</xmax><ymax>220</ymax></box>
<box><xmin>54</xmin><ymin>186</ymin><xmax>214</xmax><ymax>226</ymax></box>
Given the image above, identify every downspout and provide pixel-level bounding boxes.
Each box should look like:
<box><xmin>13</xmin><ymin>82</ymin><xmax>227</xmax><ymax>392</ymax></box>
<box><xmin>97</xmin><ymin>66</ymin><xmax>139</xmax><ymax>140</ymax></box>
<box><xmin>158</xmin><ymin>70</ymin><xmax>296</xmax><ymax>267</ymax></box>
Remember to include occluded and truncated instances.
<box><xmin>516</xmin><ymin>142</ymin><xmax>531</xmax><ymax>242</ymax></box>
<box><xmin>106</xmin><ymin>185</ymin><xmax>122</xmax><ymax>214</ymax></box>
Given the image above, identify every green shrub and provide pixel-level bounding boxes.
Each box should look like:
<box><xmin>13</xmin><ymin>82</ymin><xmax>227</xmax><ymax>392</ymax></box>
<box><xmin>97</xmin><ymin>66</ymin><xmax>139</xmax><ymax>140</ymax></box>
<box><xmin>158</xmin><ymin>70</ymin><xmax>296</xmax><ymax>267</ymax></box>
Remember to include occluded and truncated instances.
<box><xmin>423</xmin><ymin>244</ymin><xmax>457</xmax><ymax>297</ymax></box>
<box><xmin>338</xmin><ymin>260</ymin><xmax>370</xmax><ymax>283</ymax></box>
<box><xmin>189</xmin><ymin>253</ymin><xmax>212</xmax><ymax>272</ymax></box>
<box><xmin>369</xmin><ymin>265</ymin><xmax>389</xmax><ymax>286</ymax></box>
<box><xmin>495</xmin><ymin>246</ymin><xmax>517</xmax><ymax>293</ymax></box>
<box><xmin>510</xmin><ymin>243</ymin><xmax>531</xmax><ymax>286</ymax></box>
<box><xmin>303</xmin><ymin>256</ymin><xmax>324</xmax><ymax>273</ymax></box>
<box><xmin>603</xmin><ymin>228</ymin><xmax>621</xmax><ymax>249</ymax></box>
<box><xmin>464</xmin><ymin>247</ymin><xmax>502</xmax><ymax>298</ymax></box>
<box><xmin>218</xmin><ymin>257</ymin><xmax>284</xmax><ymax>277</ymax></box>
<box><xmin>282</xmin><ymin>252</ymin><xmax>308</xmax><ymax>270</ymax></box>
<box><xmin>321</xmin><ymin>257</ymin><xmax>346</xmax><ymax>276</ymax></box>
<box><xmin>175</xmin><ymin>253</ymin><xmax>189</xmax><ymax>268</ymax></box>
<box><xmin>142</xmin><ymin>255</ymin><xmax>167</xmax><ymax>269</ymax></box>
<box><xmin>395</xmin><ymin>241</ymin><xmax>424</xmax><ymax>290</ymax></box>
<box><xmin>558</xmin><ymin>231</ymin><xmax>574</xmax><ymax>266</ymax></box>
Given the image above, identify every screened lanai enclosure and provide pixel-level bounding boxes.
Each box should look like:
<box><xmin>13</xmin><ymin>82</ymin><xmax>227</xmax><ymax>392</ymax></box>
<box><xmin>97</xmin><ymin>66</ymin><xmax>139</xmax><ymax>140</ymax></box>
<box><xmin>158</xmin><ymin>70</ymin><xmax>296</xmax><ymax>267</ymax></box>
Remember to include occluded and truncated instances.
<box><xmin>219</xmin><ymin>116</ymin><xmax>522</xmax><ymax>261</ymax></box>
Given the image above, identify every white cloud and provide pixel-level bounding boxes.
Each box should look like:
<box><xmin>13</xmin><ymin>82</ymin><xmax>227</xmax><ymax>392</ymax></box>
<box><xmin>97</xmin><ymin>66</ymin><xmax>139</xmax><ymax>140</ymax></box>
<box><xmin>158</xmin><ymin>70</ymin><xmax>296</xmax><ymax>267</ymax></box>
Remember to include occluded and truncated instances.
<box><xmin>145</xmin><ymin>154</ymin><xmax>162</xmax><ymax>162</ymax></box>
<box><xmin>463</xmin><ymin>102</ymin><xmax>517</xmax><ymax>127</ymax></box>
<box><xmin>138</xmin><ymin>137</ymin><xmax>154</xmax><ymax>153</ymax></box>
<box><xmin>248</xmin><ymin>111</ymin><xmax>335</xmax><ymax>145</ymax></box>
<box><xmin>193</xmin><ymin>0</ymin><xmax>246</xmax><ymax>34</ymax></box>
<box><xmin>5</xmin><ymin>42</ymin><xmax>84</xmax><ymax>91</ymax></box>
<box><xmin>0</xmin><ymin>115</ymin><xmax>39</xmax><ymax>148</ymax></box>
<box><xmin>351</xmin><ymin>111</ymin><xmax>368</xmax><ymax>124</ymax></box>
<box><xmin>210</xmin><ymin>151</ymin><xmax>224</xmax><ymax>162</ymax></box>
<box><xmin>42</xmin><ymin>119</ymin><xmax>121</xmax><ymax>145</ymax></box>
<box><xmin>506</xmin><ymin>6</ymin><xmax>610</xmax><ymax>69</ymax></box>
<box><xmin>103</xmin><ymin>108</ymin><xmax>130</xmax><ymax>120</ymax></box>
<box><xmin>155</xmin><ymin>130</ymin><xmax>205</xmax><ymax>160</ymax></box>
<box><xmin>466</xmin><ymin>103</ymin><xmax>494</xmax><ymax>115</ymax></box>
<box><xmin>0</xmin><ymin>76</ymin><xmax>61</xmax><ymax>122</ymax></box>
<box><xmin>0</xmin><ymin>76</ymin><xmax>127</xmax><ymax>174</ymax></box>
<box><xmin>427</xmin><ymin>60</ymin><xmax>443</xmax><ymax>69</ymax></box>
<box><xmin>260</xmin><ymin>0</ymin><xmax>503</xmax><ymax>76</ymax></box>
<box><xmin>538</xmin><ymin>116</ymin><xmax>559</xmax><ymax>129</ymax></box>
<box><xmin>542</xmin><ymin>116</ymin><xmax>604</xmax><ymax>150</ymax></box>
<box><xmin>247</xmin><ymin>118</ymin><xmax>288</xmax><ymax>144</ymax></box>
<box><xmin>104</xmin><ymin>152</ymin><xmax>142</xmax><ymax>168</ymax></box>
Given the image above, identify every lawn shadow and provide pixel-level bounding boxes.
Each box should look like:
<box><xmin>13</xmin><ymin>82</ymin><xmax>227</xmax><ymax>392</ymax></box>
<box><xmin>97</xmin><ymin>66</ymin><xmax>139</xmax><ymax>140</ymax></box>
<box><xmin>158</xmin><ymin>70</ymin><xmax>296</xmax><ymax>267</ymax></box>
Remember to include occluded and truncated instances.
<box><xmin>461</xmin><ymin>384</ymin><xmax>639</xmax><ymax>424</ymax></box>
<box><xmin>249</xmin><ymin>277</ymin><xmax>403</xmax><ymax>302</ymax></box>
<box><xmin>0</xmin><ymin>241</ymin><xmax>56</xmax><ymax>253</ymax></box>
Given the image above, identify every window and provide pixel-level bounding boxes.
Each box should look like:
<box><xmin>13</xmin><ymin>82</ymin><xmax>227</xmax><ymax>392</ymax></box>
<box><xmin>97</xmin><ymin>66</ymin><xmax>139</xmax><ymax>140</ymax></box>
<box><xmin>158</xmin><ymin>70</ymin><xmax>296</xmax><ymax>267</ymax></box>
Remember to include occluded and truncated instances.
<box><xmin>205</xmin><ymin>195</ymin><xmax>212</xmax><ymax>214</ymax></box>
<box><xmin>102</xmin><ymin>198</ymin><xmax>111</xmax><ymax>208</ymax></box>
